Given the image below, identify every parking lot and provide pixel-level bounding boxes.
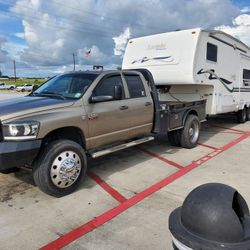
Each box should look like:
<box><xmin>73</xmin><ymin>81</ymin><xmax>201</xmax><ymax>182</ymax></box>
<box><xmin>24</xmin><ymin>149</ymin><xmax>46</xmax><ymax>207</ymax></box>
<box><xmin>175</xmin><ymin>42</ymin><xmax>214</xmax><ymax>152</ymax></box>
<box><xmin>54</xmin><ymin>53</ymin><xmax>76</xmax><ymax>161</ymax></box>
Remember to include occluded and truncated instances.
<box><xmin>1</xmin><ymin>94</ymin><xmax>250</xmax><ymax>250</ymax></box>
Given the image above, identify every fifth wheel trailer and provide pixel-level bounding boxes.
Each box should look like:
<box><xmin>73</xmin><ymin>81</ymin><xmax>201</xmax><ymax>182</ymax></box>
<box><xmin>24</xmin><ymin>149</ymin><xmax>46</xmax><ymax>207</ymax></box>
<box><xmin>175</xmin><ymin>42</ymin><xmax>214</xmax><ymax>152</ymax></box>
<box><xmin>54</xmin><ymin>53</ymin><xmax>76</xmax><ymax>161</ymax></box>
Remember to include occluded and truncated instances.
<box><xmin>122</xmin><ymin>28</ymin><xmax>250</xmax><ymax>123</ymax></box>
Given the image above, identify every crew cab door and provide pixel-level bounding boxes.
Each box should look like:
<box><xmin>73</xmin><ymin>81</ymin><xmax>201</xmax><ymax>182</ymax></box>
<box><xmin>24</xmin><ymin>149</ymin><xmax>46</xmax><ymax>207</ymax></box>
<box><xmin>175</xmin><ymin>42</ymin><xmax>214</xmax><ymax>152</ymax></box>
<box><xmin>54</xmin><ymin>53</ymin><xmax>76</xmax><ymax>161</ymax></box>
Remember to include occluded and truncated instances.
<box><xmin>122</xmin><ymin>72</ymin><xmax>154</xmax><ymax>138</ymax></box>
<box><xmin>85</xmin><ymin>72</ymin><xmax>154</xmax><ymax>149</ymax></box>
<box><xmin>86</xmin><ymin>73</ymin><xmax>133</xmax><ymax>148</ymax></box>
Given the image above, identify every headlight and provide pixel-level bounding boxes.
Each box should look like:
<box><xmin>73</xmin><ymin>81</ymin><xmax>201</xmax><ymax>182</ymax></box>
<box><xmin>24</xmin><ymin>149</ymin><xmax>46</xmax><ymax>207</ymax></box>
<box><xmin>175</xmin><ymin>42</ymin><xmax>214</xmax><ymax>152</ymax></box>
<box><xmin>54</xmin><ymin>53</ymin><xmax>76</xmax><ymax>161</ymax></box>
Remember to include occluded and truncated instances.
<box><xmin>2</xmin><ymin>121</ymin><xmax>39</xmax><ymax>140</ymax></box>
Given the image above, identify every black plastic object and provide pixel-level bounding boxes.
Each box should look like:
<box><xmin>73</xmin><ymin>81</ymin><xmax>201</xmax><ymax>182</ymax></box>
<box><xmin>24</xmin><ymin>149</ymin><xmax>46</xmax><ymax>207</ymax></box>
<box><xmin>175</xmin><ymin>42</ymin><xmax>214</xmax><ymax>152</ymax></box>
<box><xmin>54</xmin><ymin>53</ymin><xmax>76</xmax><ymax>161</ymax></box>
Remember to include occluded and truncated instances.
<box><xmin>169</xmin><ymin>183</ymin><xmax>250</xmax><ymax>250</ymax></box>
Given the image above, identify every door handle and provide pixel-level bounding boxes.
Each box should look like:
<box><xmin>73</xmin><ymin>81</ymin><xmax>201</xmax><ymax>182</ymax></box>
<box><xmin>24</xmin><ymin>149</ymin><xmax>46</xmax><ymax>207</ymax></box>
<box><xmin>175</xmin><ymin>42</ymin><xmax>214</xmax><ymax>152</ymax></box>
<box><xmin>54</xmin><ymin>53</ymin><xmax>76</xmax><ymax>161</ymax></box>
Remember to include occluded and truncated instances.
<box><xmin>145</xmin><ymin>102</ymin><xmax>152</xmax><ymax>106</ymax></box>
<box><xmin>120</xmin><ymin>105</ymin><xmax>128</xmax><ymax>110</ymax></box>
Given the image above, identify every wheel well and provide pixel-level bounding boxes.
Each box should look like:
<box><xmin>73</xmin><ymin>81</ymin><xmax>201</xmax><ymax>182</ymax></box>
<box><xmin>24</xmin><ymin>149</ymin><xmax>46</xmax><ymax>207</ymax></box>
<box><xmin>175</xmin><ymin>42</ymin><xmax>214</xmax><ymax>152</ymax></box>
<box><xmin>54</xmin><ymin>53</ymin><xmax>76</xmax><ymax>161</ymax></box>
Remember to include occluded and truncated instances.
<box><xmin>42</xmin><ymin>127</ymin><xmax>86</xmax><ymax>149</ymax></box>
<box><xmin>182</xmin><ymin>110</ymin><xmax>198</xmax><ymax>126</ymax></box>
<box><xmin>188</xmin><ymin>110</ymin><xmax>198</xmax><ymax>116</ymax></box>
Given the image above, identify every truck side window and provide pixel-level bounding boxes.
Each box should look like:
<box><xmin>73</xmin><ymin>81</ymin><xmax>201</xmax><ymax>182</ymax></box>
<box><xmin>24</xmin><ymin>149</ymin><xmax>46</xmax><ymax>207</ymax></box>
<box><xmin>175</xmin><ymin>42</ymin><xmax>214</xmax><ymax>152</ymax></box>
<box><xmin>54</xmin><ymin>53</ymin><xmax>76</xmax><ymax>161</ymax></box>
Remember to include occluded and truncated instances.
<box><xmin>206</xmin><ymin>43</ymin><xmax>217</xmax><ymax>62</ymax></box>
<box><xmin>243</xmin><ymin>69</ymin><xmax>250</xmax><ymax>86</ymax></box>
<box><xmin>94</xmin><ymin>75</ymin><xmax>124</xmax><ymax>99</ymax></box>
<box><xmin>125</xmin><ymin>75</ymin><xmax>146</xmax><ymax>98</ymax></box>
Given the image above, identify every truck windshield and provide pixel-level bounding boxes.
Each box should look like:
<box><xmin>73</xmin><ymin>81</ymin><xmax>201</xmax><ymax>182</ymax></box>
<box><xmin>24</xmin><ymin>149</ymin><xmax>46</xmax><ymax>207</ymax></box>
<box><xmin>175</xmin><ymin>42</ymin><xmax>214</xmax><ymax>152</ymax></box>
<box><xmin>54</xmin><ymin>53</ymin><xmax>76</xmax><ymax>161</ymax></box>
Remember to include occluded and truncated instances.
<box><xmin>32</xmin><ymin>73</ymin><xmax>99</xmax><ymax>99</ymax></box>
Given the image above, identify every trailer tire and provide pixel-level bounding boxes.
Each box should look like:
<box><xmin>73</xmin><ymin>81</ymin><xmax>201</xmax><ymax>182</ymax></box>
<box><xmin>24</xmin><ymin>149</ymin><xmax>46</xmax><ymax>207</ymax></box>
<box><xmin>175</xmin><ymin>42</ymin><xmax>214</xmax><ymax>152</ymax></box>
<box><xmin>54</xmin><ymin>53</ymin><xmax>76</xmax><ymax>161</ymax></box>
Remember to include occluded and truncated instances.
<box><xmin>246</xmin><ymin>107</ymin><xmax>250</xmax><ymax>121</ymax></box>
<box><xmin>180</xmin><ymin>115</ymin><xmax>200</xmax><ymax>149</ymax></box>
<box><xmin>33</xmin><ymin>139</ymin><xmax>87</xmax><ymax>197</ymax></box>
<box><xmin>237</xmin><ymin>108</ymin><xmax>247</xmax><ymax>123</ymax></box>
<box><xmin>168</xmin><ymin>130</ymin><xmax>181</xmax><ymax>147</ymax></box>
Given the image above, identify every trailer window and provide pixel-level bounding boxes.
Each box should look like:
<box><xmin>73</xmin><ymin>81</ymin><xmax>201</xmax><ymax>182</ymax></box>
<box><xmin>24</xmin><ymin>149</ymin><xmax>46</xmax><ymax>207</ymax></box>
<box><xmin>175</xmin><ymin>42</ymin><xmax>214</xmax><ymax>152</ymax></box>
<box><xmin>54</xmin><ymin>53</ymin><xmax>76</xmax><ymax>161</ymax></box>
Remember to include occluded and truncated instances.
<box><xmin>125</xmin><ymin>75</ymin><xmax>146</xmax><ymax>98</ymax></box>
<box><xmin>243</xmin><ymin>69</ymin><xmax>250</xmax><ymax>86</ymax></box>
<box><xmin>206</xmin><ymin>43</ymin><xmax>217</xmax><ymax>62</ymax></box>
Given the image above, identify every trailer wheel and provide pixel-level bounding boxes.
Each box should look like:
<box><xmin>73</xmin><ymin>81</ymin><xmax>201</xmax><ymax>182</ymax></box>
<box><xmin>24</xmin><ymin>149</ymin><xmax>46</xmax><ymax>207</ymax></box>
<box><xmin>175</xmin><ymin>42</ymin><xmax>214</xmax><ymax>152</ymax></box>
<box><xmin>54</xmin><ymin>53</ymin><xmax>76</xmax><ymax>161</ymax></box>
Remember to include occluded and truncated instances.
<box><xmin>246</xmin><ymin>107</ymin><xmax>250</xmax><ymax>121</ymax></box>
<box><xmin>33</xmin><ymin>139</ymin><xmax>87</xmax><ymax>197</ymax></box>
<box><xmin>168</xmin><ymin>130</ymin><xmax>181</xmax><ymax>147</ymax></box>
<box><xmin>180</xmin><ymin>115</ymin><xmax>200</xmax><ymax>149</ymax></box>
<box><xmin>237</xmin><ymin>108</ymin><xmax>247</xmax><ymax>123</ymax></box>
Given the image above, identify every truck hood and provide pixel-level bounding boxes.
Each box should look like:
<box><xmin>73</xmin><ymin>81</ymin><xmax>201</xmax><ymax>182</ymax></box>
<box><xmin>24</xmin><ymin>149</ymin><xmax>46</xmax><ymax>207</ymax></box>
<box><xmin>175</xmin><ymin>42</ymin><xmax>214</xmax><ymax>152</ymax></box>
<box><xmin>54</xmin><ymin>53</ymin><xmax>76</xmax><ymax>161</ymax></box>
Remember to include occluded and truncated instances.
<box><xmin>0</xmin><ymin>96</ymin><xmax>74</xmax><ymax>121</ymax></box>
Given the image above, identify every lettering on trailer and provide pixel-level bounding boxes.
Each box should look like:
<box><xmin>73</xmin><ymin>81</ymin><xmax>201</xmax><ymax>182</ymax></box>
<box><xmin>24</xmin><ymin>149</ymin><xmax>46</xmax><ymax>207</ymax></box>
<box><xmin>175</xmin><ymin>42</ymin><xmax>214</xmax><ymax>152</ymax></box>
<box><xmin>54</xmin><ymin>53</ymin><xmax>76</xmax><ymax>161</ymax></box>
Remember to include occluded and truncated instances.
<box><xmin>131</xmin><ymin>56</ymin><xmax>174</xmax><ymax>64</ymax></box>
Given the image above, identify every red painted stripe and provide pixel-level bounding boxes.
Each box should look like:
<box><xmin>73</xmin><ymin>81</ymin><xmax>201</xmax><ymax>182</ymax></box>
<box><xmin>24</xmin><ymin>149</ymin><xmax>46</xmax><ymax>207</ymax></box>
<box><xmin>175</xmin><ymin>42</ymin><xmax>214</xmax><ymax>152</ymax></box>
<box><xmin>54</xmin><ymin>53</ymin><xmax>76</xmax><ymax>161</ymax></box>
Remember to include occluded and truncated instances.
<box><xmin>220</xmin><ymin>133</ymin><xmax>250</xmax><ymax>151</ymax></box>
<box><xmin>137</xmin><ymin>147</ymin><xmax>184</xmax><ymax>169</ymax></box>
<box><xmin>198</xmin><ymin>143</ymin><xmax>218</xmax><ymax>151</ymax></box>
<box><xmin>40</xmin><ymin>133</ymin><xmax>250</xmax><ymax>250</ymax></box>
<box><xmin>40</xmin><ymin>166</ymin><xmax>197</xmax><ymax>250</ymax></box>
<box><xmin>88</xmin><ymin>171</ymin><xmax>127</xmax><ymax>203</ymax></box>
<box><xmin>210</xmin><ymin>124</ymin><xmax>246</xmax><ymax>134</ymax></box>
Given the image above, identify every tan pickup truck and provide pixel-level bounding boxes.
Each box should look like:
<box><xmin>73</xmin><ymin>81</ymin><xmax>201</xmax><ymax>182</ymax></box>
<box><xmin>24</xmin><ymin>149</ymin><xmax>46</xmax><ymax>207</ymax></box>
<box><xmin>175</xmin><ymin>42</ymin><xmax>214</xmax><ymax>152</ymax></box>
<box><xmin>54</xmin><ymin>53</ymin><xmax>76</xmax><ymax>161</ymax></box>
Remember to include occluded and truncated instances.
<box><xmin>0</xmin><ymin>70</ymin><xmax>206</xmax><ymax>197</ymax></box>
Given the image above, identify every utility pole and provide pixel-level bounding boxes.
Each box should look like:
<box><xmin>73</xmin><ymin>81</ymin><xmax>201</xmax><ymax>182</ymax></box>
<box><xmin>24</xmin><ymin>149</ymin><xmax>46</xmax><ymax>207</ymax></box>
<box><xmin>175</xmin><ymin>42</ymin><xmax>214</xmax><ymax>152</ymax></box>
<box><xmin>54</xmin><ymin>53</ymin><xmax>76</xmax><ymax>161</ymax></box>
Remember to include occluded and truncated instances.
<box><xmin>13</xmin><ymin>60</ymin><xmax>16</xmax><ymax>82</ymax></box>
<box><xmin>73</xmin><ymin>53</ymin><xmax>76</xmax><ymax>71</ymax></box>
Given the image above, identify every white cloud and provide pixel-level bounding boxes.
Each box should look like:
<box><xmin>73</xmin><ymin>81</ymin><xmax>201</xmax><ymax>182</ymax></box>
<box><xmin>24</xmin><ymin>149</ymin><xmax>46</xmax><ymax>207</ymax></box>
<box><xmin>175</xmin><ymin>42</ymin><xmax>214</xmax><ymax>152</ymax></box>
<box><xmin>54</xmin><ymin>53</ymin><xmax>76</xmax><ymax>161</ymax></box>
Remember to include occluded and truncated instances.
<box><xmin>0</xmin><ymin>36</ymin><xmax>10</xmax><ymax>63</ymax></box>
<box><xmin>215</xmin><ymin>14</ymin><xmax>250</xmax><ymax>47</ymax></box>
<box><xmin>2</xmin><ymin>41</ymin><xmax>27</xmax><ymax>60</ymax></box>
<box><xmin>14</xmin><ymin>32</ymin><xmax>25</xmax><ymax>39</ymax></box>
<box><xmin>241</xmin><ymin>6</ymin><xmax>250</xmax><ymax>13</ymax></box>
<box><xmin>113</xmin><ymin>28</ymin><xmax>131</xmax><ymax>56</ymax></box>
<box><xmin>1</xmin><ymin>0</ymin><xmax>247</xmax><ymax>76</ymax></box>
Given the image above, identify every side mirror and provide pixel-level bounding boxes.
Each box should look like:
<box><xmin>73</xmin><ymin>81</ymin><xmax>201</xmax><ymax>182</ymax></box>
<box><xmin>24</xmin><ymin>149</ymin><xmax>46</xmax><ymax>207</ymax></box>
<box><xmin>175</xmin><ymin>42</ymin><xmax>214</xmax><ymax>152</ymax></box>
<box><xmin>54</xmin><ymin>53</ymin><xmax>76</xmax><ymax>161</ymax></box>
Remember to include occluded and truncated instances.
<box><xmin>90</xmin><ymin>95</ymin><xmax>114</xmax><ymax>103</ymax></box>
<box><xmin>114</xmin><ymin>85</ymin><xmax>123</xmax><ymax>100</ymax></box>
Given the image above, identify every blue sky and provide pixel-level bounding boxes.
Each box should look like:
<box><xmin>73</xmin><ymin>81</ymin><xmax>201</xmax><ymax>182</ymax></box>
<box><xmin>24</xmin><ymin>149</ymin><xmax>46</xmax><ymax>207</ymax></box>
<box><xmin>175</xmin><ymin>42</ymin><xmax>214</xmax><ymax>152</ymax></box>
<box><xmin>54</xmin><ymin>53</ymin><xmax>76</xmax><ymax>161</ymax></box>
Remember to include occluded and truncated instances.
<box><xmin>0</xmin><ymin>0</ymin><xmax>250</xmax><ymax>77</ymax></box>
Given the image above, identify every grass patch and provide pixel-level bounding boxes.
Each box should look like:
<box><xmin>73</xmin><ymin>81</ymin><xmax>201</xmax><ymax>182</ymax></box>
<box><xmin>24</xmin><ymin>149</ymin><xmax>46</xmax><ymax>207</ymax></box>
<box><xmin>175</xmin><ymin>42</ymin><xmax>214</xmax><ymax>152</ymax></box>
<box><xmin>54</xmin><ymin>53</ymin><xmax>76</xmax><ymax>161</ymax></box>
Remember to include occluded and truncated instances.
<box><xmin>0</xmin><ymin>78</ymin><xmax>47</xmax><ymax>86</ymax></box>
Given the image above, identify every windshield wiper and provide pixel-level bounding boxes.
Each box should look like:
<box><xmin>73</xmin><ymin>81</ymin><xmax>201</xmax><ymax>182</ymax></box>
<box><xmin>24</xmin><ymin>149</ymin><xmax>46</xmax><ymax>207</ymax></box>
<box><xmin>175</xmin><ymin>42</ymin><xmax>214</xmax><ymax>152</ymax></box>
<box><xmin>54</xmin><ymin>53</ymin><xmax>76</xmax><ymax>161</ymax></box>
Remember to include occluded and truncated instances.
<box><xmin>30</xmin><ymin>91</ymin><xmax>66</xmax><ymax>100</ymax></box>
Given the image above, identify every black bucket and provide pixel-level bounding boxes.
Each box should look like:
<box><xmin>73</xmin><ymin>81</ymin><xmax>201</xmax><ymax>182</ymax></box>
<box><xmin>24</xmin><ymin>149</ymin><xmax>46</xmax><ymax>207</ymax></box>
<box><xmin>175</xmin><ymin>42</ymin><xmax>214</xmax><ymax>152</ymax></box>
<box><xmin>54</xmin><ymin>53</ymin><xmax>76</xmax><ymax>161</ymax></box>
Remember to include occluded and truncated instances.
<box><xmin>169</xmin><ymin>183</ymin><xmax>250</xmax><ymax>250</ymax></box>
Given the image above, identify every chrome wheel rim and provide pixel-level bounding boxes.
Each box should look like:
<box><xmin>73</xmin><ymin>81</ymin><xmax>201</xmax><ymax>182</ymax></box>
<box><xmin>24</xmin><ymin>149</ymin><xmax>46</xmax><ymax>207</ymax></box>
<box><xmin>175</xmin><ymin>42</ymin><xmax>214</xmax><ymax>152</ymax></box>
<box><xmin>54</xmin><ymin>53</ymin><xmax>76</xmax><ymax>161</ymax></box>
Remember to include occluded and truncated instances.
<box><xmin>50</xmin><ymin>151</ymin><xmax>81</xmax><ymax>188</ymax></box>
<box><xmin>189</xmin><ymin>121</ymin><xmax>199</xmax><ymax>144</ymax></box>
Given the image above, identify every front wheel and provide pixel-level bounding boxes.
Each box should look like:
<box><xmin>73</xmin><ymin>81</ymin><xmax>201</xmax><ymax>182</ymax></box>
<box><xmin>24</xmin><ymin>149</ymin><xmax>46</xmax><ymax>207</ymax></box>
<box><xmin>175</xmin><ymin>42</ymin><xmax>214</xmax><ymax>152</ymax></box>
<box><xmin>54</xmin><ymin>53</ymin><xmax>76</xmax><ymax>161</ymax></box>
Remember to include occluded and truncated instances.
<box><xmin>0</xmin><ymin>167</ymin><xmax>20</xmax><ymax>174</ymax></box>
<box><xmin>33</xmin><ymin>139</ymin><xmax>87</xmax><ymax>197</ymax></box>
<box><xmin>180</xmin><ymin>115</ymin><xmax>200</xmax><ymax>149</ymax></box>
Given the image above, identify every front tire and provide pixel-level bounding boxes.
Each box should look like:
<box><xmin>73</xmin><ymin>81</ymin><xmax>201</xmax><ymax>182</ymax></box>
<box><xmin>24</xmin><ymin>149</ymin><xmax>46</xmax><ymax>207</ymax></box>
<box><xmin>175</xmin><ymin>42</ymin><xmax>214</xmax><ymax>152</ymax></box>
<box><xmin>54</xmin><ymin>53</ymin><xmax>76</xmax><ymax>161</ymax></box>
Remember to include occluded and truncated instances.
<box><xmin>33</xmin><ymin>139</ymin><xmax>87</xmax><ymax>197</ymax></box>
<box><xmin>0</xmin><ymin>167</ymin><xmax>20</xmax><ymax>174</ymax></box>
<box><xmin>180</xmin><ymin>115</ymin><xmax>200</xmax><ymax>149</ymax></box>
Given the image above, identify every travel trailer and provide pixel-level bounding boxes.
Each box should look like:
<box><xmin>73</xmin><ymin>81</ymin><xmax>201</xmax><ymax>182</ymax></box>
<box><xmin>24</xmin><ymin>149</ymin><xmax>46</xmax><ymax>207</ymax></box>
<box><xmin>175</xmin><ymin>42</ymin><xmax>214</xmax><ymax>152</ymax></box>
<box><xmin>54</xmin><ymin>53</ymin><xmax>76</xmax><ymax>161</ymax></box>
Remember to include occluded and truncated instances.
<box><xmin>122</xmin><ymin>28</ymin><xmax>250</xmax><ymax>123</ymax></box>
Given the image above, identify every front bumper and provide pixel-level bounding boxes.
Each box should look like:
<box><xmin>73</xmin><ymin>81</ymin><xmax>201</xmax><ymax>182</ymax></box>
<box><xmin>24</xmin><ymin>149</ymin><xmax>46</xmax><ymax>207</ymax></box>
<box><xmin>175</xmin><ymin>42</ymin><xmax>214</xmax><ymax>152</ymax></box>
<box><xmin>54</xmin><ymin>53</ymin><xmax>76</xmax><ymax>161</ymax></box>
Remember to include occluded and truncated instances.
<box><xmin>0</xmin><ymin>140</ymin><xmax>42</xmax><ymax>170</ymax></box>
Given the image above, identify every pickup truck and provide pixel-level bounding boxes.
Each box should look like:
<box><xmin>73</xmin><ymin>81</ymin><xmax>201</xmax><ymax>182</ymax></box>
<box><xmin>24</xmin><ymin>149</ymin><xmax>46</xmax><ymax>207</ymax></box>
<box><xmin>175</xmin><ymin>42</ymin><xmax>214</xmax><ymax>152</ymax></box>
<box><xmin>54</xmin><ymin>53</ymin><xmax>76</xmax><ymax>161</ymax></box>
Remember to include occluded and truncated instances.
<box><xmin>0</xmin><ymin>70</ymin><xmax>206</xmax><ymax>197</ymax></box>
<box><xmin>0</xmin><ymin>83</ymin><xmax>16</xmax><ymax>90</ymax></box>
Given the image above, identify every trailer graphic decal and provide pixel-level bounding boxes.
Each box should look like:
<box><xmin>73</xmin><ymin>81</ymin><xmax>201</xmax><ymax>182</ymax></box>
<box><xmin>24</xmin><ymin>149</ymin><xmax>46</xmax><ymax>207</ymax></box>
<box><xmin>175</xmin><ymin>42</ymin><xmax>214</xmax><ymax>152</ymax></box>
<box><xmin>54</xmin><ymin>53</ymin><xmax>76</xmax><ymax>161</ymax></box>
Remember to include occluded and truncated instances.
<box><xmin>197</xmin><ymin>69</ymin><xmax>233</xmax><ymax>93</ymax></box>
<box><xmin>131</xmin><ymin>56</ymin><xmax>174</xmax><ymax>64</ymax></box>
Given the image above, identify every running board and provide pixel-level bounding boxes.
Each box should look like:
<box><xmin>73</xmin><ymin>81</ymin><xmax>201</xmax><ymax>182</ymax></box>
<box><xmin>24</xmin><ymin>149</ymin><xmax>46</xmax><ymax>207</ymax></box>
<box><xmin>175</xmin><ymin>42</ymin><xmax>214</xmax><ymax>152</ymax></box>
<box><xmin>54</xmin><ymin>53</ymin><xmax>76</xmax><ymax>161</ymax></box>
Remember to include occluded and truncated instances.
<box><xmin>90</xmin><ymin>136</ymin><xmax>154</xmax><ymax>158</ymax></box>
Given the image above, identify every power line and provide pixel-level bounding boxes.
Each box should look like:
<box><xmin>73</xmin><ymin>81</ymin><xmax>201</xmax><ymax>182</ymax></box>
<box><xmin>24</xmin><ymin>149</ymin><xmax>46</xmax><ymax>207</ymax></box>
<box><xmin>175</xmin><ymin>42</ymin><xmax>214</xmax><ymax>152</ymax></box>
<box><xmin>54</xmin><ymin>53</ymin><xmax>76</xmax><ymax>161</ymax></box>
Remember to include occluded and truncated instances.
<box><xmin>1</xmin><ymin>0</ymin><xmax>158</xmax><ymax>30</ymax></box>
<box><xmin>0</xmin><ymin>0</ymin><xmax>126</xmax><ymax>36</ymax></box>
<box><xmin>0</xmin><ymin>9</ymin><xmax>114</xmax><ymax>39</ymax></box>
<box><xmin>0</xmin><ymin>3</ymin><xmax>127</xmax><ymax>38</ymax></box>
